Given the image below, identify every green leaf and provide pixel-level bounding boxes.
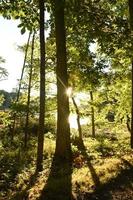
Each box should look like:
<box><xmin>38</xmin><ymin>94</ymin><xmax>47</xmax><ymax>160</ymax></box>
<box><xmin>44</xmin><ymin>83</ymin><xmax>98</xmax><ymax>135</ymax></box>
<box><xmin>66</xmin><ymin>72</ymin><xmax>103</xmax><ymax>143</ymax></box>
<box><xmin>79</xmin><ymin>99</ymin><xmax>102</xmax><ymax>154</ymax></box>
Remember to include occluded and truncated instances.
<box><xmin>21</xmin><ymin>27</ymin><xmax>26</xmax><ymax>35</ymax></box>
<box><xmin>18</xmin><ymin>23</ymin><xmax>23</xmax><ymax>28</ymax></box>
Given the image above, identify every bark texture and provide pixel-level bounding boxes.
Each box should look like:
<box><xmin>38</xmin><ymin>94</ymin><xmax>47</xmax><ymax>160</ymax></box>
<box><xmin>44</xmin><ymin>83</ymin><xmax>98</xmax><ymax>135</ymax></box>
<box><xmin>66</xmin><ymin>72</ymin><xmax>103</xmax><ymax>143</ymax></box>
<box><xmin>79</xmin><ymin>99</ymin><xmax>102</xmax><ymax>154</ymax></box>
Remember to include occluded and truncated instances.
<box><xmin>36</xmin><ymin>0</ymin><xmax>45</xmax><ymax>171</ymax></box>
<box><xmin>54</xmin><ymin>0</ymin><xmax>71</xmax><ymax>159</ymax></box>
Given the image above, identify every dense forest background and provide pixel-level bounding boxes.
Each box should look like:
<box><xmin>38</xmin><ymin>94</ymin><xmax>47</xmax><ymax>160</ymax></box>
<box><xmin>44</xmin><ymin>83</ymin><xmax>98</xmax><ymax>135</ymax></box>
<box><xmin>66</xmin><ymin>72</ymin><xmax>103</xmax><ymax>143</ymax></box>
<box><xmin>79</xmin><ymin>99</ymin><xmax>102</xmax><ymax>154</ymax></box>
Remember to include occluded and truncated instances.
<box><xmin>0</xmin><ymin>0</ymin><xmax>133</xmax><ymax>200</ymax></box>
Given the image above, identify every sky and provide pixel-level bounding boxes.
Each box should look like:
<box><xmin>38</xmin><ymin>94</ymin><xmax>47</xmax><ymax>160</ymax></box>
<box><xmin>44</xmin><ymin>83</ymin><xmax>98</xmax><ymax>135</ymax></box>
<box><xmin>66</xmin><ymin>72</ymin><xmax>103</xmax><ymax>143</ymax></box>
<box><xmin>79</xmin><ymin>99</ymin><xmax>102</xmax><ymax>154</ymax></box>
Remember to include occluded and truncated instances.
<box><xmin>0</xmin><ymin>16</ymin><xmax>29</xmax><ymax>92</ymax></box>
<box><xmin>0</xmin><ymin>16</ymin><xmax>90</xmax><ymax>127</ymax></box>
<box><xmin>0</xmin><ymin>15</ymin><xmax>94</xmax><ymax>93</ymax></box>
<box><xmin>0</xmin><ymin>12</ymin><xmax>51</xmax><ymax>93</ymax></box>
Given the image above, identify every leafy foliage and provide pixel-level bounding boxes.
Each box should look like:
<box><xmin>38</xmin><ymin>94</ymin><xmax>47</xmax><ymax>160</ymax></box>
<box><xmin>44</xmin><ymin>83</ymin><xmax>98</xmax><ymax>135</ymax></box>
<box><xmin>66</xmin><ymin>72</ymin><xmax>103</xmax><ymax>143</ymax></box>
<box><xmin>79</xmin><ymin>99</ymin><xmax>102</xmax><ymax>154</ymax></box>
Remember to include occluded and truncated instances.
<box><xmin>0</xmin><ymin>0</ymin><xmax>133</xmax><ymax>199</ymax></box>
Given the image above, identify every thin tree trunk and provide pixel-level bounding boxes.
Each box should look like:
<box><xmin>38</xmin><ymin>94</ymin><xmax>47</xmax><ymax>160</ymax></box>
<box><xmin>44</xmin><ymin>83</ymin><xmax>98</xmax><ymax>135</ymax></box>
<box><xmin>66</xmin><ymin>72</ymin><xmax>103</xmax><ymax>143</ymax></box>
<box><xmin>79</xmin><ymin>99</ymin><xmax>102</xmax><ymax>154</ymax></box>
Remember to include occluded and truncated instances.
<box><xmin>131</xmin><ymin>60</ymin><xmax>133</xmax><ymax>148</ymax></box>
<box><xmin>71</xmin><ymin>97</ymin><xmax>82</xmax><ymax>140</ymax></box>
<box><xmin>54</xmin><ymin>0</ymin><xmax>71</xmax><ymax>160</ymax></box>
<box><xmin>12</xmin><ymin>32</ymin><xmax>31</xmax><ymax>140</ymax></box>
<box><xmin>24</xmin><ymin>33</ymin><xmax>35</xmax><ymax>148</ymax></box>
<box><xmin>128</xmin><ymin>0</ymin><xmax>133</xmax><ymax>148</ymax></box>
<box><xmin>126</xmin><ymin>115</ymin><xmax>131</xmax><ymax>133</ymax></box>
<box><xmin>36</xmin><ymin>0</ymin><xmax>45</xmax><ymax>172</ymax></box>
<box><xmin>90</xmin><ymin>91</ymin><xmax>95</xmax><ymax>138</ymax></box>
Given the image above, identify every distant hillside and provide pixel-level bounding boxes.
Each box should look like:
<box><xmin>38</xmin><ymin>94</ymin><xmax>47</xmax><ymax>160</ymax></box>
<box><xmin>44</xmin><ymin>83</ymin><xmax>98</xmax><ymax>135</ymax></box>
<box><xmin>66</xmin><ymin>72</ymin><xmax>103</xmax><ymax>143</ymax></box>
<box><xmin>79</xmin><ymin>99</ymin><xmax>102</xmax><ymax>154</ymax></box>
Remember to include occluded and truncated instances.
<box><xmin>0</xmin><ymin>90</ymin><xmax>17</xmax><ymax>109</ymax></box>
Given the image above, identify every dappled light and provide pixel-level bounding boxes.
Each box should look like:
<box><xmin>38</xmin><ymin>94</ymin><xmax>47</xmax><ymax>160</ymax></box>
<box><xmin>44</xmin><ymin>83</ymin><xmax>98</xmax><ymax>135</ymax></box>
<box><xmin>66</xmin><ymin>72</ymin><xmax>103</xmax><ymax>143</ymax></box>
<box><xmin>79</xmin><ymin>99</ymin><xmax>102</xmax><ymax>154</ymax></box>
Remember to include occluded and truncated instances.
<box><xmin>0</xmin><ymin>0</ymin><xmax>133</xmax><ymax>199</ymax></box>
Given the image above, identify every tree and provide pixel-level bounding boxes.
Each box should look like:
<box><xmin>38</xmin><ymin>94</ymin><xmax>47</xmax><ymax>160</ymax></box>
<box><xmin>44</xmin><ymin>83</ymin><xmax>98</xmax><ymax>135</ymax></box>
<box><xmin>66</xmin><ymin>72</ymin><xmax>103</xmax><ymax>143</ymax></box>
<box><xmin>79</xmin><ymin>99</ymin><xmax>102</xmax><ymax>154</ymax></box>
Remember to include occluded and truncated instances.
<box><xmin>36</xmin><ymin>0</ymin><xmax>45</xmax><ymax>172</ymax></box>
<box><xmin>12</xmin><ymin>32</ymin><xmax>31</xmax><ymax>140</ymax></box>
<box><xmin>90</xmin><ymin>91</ymin><xmax>95</xmax><ymax>138</ymax></box>
<box><xmin>0</xmin><ymin>90</ymin><xmax>16</xmax><ymax>109</ymax></box>
<box><xmin>128</xmin><ymin>0</ymin><xmax>133</xmax><ymax>148</ymax></box>
<box><xmin>0</xmin><ymin>0</ymin><xmax>39</xmax><ymax>33</ymax></box>
<box><xmin>54</xmin><ymin>0</ymin><xmax>71</xmax><ymax>160</ymax></box>
<box><xmin>71</xmin><ymin>96</ymin><xmax>82</xmax><ymax>140</ymax></box>
<box><xmin>24</xmin><ymin>33</ymin><xmax>35</xmax><ymax>147</ymax></box>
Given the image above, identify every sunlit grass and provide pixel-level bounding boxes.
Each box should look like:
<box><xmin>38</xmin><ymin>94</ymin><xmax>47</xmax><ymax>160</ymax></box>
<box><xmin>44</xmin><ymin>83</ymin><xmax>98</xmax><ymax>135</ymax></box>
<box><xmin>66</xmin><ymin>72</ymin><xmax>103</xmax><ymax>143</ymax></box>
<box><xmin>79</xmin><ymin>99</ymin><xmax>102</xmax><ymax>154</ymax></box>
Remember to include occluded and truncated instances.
<box><xmin>0</xmin><ymin>124</ymin><xmax>133</xmax><ymax>199</ymax></box>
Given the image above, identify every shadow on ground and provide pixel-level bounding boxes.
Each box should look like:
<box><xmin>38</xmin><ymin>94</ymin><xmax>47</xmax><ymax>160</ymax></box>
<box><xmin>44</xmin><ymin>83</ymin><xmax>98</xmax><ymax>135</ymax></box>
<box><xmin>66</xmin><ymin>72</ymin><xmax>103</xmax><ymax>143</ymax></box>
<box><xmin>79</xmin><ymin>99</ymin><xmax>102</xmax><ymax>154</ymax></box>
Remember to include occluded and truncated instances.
<box><xmin>73</xmin><ymin>140</ymin><xmax>133</xmax><ymax>200</ymax></box>
<box><xmin>8</xmin><ymin>141</ymin><xmax>133</xmax><ymax>200</ymax></box>
<box><xmin>73</xmin><ymin>139</ymin><xmax>111</xmax><ymax>200</ymax></box>
<box><xmin>10</xmin><ymin>172</ymin><xmax>38</xmax><ymax>200</ymax></box>
<box><xmin>84</xmin><ymin>159</ymin><xmax>133</xmax><ymax>200</ymax></box>
<box><xmin>75</xmin><ymin>139</ymin><xmax>100</xmax><ymax>187</ymax></box>
<box><xmin>39</xmin><ymin>153</ymin><xmax>73</xmax><ymax>200</ymax></box>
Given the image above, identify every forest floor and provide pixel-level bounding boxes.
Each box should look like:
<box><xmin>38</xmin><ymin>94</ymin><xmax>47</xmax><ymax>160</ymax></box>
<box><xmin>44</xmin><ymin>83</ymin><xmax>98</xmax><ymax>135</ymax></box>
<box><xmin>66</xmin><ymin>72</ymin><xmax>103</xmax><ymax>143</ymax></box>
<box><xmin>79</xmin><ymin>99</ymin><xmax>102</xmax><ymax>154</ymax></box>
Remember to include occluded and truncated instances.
<box><xmin>0</xmin><ymin>126</ymin><xmax>133</xmax><ymax>200</ymax></box>
<box><xmin>6</xmin><ymin>152</ymin><xmax>133</xmax><ymax>200</ymax></box>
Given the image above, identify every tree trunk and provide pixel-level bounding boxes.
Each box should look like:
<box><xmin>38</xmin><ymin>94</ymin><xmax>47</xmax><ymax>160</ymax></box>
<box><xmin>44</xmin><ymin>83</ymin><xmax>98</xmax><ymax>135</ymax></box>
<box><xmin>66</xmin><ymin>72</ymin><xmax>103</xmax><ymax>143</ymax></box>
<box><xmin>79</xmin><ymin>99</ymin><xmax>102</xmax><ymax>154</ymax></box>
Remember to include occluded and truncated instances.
<box><xmin>71</xmin><ymin>97</ymin><xmax>82</xmax><ymax>140</ymax></box>
<box><xmin>131</xmin><ymin>61</ymin><xmax>133</xmax><ymax>148</ymax></box>
<box><xmin>128</xmin><ymin>0</ymin><xmax>133</xmax><ymax>148</ymax></box>
<box><xmin>36</xmin><ymin>0</ymin><xmax>45</xmax><ymax>172</ymax></box>
<box><xmin>90</xmin><ymin>91</ymin><xmax>95</xmax><ymax>138</ymax></box>
<box><xmin>12</xmin><ymin>32</ymin><xmax>31</xmax><ymax>140</ymax></box>
<box><xmin>126</xmin><ymin>115</ymin><xmax>131</xmax><ymax>133</ymax></box>
<box><xmin>24</xmin><ymin>33</ymin><xmax>35</xmax><ymax>148</ymax></box>
<box><xmin>54</xmin><ymin>0</ymin><xmax>71</xmax><ymax>160</ymax></box>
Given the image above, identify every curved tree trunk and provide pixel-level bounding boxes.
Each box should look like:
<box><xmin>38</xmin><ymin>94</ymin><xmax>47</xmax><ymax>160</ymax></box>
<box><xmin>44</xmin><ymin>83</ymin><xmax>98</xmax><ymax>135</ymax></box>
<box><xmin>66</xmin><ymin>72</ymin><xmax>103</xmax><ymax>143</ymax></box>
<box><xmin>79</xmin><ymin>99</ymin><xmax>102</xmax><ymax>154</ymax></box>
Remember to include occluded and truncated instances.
<box><xmin>90</xmin><ymin>91</ymin><xmax>95</xmax><ymax>138</ymax></box>
<box><xmin>54</xmin><ymin>0</ymin><xmax>71</xmax><ymax>160</ymax></box>
<box><xmin>71</xmin><ymin>96</ymin><xmax>82</xmax><ymax>140</ymax></box>
<box><xmin>12</xmin><ymin>32</ymin><xmax>31</xmax><ymax>140</ymax></box>
<box><xmin>36</xmin><ymin>0</ymin><xmax>45</xmax><ymax>171</ymax></box>
<box><xmin>24</xmin><ymin>33</ymin><xmax>35</xmax><ymax>148</ymax></box>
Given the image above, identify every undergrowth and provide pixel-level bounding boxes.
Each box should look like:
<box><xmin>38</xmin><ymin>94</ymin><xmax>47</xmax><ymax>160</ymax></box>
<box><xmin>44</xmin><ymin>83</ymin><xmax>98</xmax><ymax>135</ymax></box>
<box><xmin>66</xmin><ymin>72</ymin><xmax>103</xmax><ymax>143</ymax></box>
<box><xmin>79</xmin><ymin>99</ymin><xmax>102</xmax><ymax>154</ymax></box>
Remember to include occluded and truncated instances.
<box><xmin>0</xmin><ymin>123</ymin><xmax>132</xmax><ymax>199</ymax></box>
